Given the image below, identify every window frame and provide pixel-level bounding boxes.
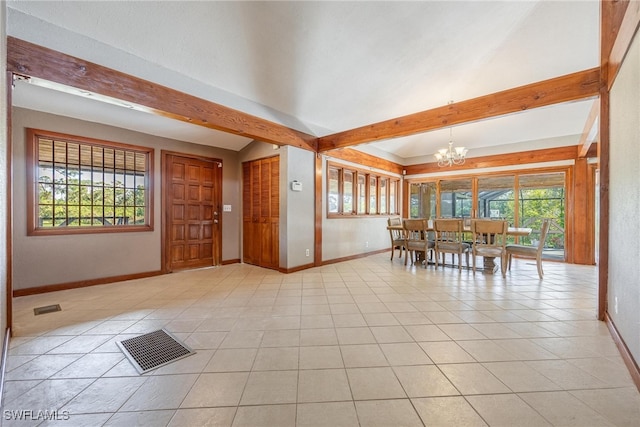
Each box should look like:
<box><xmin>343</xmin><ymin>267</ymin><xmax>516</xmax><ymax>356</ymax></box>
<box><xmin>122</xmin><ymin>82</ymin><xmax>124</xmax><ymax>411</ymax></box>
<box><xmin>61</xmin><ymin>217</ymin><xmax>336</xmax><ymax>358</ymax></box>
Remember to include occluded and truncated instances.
<box><xmin>327</xmin><ymin>161</ymin><xmax>400</xmax><ymax>218</ymax></box>
<box><xmin>27</xmin><ymin>128</ymin><xmax>154</xmax><ymax>236</ymax></box>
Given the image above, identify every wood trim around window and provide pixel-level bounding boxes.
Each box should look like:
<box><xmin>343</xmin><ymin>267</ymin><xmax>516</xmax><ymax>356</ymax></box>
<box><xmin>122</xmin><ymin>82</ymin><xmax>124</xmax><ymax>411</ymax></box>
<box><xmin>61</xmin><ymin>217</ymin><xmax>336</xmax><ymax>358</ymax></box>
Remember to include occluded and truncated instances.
<box><xmin>326</xmin><ymin>161</ymin><xmax>400</xmax><ymax>218</ymax></box>
<box><xmin>26</xmin><ymin>128</ymin><xmax>154</xmax><ymax>236</ymax></box>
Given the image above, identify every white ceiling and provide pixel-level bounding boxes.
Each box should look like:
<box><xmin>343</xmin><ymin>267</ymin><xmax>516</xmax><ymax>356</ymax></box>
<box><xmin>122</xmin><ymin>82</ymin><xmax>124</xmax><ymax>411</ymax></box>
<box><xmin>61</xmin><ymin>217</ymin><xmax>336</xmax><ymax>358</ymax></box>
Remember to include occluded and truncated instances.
<box><xmin>7</xmin><ymin>1</ymin><xmax>600</xmax><ymax>162</ymax></box>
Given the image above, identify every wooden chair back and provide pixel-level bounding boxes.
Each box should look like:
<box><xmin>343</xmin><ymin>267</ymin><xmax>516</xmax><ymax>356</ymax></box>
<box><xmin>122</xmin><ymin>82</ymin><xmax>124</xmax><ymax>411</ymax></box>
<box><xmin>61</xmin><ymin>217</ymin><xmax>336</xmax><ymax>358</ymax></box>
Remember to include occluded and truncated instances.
<box><xmin>434</xmin><ymin>218</ymin><xmax>469</xmax><ymax>270</ymax></box>
<box><xmin>471</xmin><ymin>219</ymin><xmax>508</xmax><ymax>277</ymax></box>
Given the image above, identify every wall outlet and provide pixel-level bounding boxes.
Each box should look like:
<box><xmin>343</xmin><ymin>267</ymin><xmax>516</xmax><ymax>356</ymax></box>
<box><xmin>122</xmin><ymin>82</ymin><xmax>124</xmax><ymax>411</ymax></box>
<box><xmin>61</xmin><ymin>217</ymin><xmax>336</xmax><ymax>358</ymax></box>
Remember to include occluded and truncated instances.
<box><xmin>365</xmin><ymin>241</ymin><xmax>369</xmax><ymax>248</ymax></box>
<box><xmin>305</xmin><ymin>249</ymin><xmax>310</xmax><ymax>257</ymax></box>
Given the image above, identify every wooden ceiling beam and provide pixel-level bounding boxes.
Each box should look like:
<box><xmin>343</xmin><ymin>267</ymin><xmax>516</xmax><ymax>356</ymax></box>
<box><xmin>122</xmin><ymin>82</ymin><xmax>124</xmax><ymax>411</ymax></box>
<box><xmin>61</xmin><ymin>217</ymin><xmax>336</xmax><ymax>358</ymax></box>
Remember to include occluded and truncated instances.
<box><xmin>404</xmin><ymin>145</ymin><xmax>579</xmax><ymax>176</ymax></box>
<box><xmin>578</xmin><ymin>99</ymin><xmax>600</xmax><ymax>158</ymax></box>
<box><xmin>7</xmin><ymin>37</ymin><xmax>318</xmax><ymax>152</ymax></box>
<box><xmin>324</xmin><ymin>148</ymin><xmax>403</xmax><ymax>175</ymax></box>
<box><xmin>317</xmin><ymin>68</ymin><xmax>601</xmax><ymax>152</ymax></box>
<box><xmin>607</xmin><ymin>0</ymin><xmax>640</xmax><ymax>90</ymax></box>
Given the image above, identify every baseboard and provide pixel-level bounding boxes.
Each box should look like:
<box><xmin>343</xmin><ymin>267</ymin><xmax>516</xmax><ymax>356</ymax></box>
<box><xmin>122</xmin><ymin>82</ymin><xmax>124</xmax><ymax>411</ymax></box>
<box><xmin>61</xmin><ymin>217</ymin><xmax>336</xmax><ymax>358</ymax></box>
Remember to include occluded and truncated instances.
<box><xmin>280</xmin><ymin>263</ymin><xmax>315</xmax><ymax>274</ymax></box>
<box><xmin>222</xmin><ymin>259</ymin><xmax>240</xmax><ymax>265</ymax></box>
<box><xmin>605</xmin><ymin>312</ymin><xmax>640</xmax><ymax>392</ymax></box>
<box><xmin>13</xmin><ymin>270</ymin><xmax>163</xmax><ymax>297</ymax></box>
<box><xmin>321</xmin><ymin>248</ymin><xmax>390</xmax><ymax>266</ymax></box>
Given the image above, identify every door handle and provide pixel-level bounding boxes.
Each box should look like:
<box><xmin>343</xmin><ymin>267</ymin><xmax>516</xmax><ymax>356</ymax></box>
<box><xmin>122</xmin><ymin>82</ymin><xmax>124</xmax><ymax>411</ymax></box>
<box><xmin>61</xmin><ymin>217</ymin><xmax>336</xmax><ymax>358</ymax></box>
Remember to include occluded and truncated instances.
<box><xmin>214</xmin><ymin>219</ymin><xmax>219</xmax><ymax>224</ymax></box>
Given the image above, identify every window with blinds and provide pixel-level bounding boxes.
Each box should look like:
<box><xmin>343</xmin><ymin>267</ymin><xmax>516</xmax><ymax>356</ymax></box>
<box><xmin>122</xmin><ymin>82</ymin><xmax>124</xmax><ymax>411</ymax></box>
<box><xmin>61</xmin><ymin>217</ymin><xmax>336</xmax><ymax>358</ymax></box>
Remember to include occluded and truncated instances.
<box><xmin>27</xmin><ymin>129</ymin><xmax>154</xmax><ymax>235</ymax></box>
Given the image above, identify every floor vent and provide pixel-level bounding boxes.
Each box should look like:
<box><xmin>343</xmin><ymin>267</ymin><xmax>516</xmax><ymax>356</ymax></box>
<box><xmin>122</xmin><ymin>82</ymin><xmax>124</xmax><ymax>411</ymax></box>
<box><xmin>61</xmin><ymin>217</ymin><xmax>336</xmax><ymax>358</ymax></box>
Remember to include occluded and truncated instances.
<box><xmin>33</xmin><ymin>304</ymin><xmax>61</xmax><ymax>315</ymax></box>
<box><xmin>117</xmin><ymin>329</ymin><xmax>195</xmax><ymax>374</ymax></box>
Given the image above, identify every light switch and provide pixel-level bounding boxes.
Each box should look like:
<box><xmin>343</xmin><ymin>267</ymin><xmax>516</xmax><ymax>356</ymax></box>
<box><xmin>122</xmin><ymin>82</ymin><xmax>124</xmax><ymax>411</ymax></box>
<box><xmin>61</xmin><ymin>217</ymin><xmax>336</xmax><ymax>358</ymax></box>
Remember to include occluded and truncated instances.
<box><xmin>223</xmin><ymin>205</ymin><xmax>232</xmax><ymax>212</ymax></box>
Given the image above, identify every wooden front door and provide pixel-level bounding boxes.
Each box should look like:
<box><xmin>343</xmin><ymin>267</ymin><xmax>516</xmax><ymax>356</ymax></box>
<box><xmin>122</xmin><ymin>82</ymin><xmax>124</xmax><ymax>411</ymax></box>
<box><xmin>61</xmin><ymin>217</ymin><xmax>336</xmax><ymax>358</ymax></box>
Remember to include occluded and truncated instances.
<box><xmin>164</xmin><ymin>153</ymin><xmax>222</xmax><ymax>272</ymax></box>
<box><xmin>242</xmin><ymin>156</ymin><xmax>279</xmax><ymax>270</ymax></box>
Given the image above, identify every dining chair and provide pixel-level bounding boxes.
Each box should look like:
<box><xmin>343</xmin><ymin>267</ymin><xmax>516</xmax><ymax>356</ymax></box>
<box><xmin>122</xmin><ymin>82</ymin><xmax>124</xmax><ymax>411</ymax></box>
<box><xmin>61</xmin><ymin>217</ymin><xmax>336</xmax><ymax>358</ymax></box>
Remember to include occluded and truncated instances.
<box><xmin>470</xmin><ymin>219</ymin><xmax>508</xmax><ymax>277</ymax></box>
<box><xmin>433</xmin><ymin>218</ymin><xmax>470</xmax><ymax>271</ymax></box>
<box><xmin>387</xmin><ymin>217</ymin><xmax>404</xmax><ymax>261</ymax></box>
<box><xmin>506</xmin><ymin>218</ymin><xmax>551</xmax><ymax>279</ymax></box>
<box><xmin>402</xmin><ymin>218</ymin><xmax>435</xmax><ymax>267</ymax></box>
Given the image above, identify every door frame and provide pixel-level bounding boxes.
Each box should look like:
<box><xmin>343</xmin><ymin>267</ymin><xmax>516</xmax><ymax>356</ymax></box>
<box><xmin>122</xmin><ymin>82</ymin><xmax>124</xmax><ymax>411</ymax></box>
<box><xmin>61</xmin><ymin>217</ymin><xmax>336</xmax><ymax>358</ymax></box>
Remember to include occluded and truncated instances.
<box><xmin>161</xmin><ymin>150</ymin><xmax>223</xmax><ymax>273</ymax></box>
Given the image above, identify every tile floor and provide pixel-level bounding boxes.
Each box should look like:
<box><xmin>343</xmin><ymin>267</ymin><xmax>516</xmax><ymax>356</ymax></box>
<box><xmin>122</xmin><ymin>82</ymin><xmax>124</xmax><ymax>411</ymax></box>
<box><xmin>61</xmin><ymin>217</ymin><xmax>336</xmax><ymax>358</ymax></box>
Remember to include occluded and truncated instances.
<box><xmin>3</xmin><ymin>253</ymin><xmax>639</xmax><ymax>426</ymax></box>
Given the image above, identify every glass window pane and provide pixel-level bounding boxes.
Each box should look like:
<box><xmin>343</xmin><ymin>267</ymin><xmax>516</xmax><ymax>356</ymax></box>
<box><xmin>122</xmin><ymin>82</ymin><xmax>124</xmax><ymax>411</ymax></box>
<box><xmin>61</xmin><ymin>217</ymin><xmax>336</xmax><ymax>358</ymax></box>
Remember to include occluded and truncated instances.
<box><xmin>328</xmin><ymin>167</ymin><xmax>339</xmax><ymax>213</ymax></box>
<box><xmin>39</xmin><ymin>205</ymin><xmax>53</xmax><ymax>227</ymax></box>
<box><xmin>135</xmin><ymin>189</ymin><xmax>146</xmax><ymax>207</ymax></box>
<box><xmin>518</xmin><ymin>172</ymin><xmax>565</xmax><ymax>257</ymax></box>
<box><xmin>54</xmin><ymin>165</ymin><xmax>67</xmax><ymax>184</ymax></box>
<box><xmin>54</xmin><ymin>205</ymin><xmax>67</xmax><ymax>225</ymax></box>
<box><xmin>343</xmin><ymin>170</ymin><xmax>354</xmax><ymax>214</ymax></box>
<box><xmin>439</xmin><ymin>179</ymin><xmax>472</xmax><ymax>218</ymax></box>
<box><xmin>66</xmin><ymin>185</ymin><xmax>80</xmax><ymax>206</ymax></box>
<box><xmin>389</xmin><ymin>180</ymin><xmax>396</xmax><ymax>214</ymax></box>
<box><xmin>38</xmin><ymin>183</ymin><xmax>53</xmax><ymax>205</ymax></box>
<box><xmin>477</xmin><ymin>175</ymin><xmax>515</xmax><ymax>243</ymax></box>
<box><xmin>124</xmin><ymin>173</ymin><xmax>136</xmax><ymax>189</ymax></box>
<box><xmin>369</xmin><ymin>177</ymin><xmax>377</xmax><ymax>214</ymax></box>
<box><xmin>80</xmin><ymin>186</ymin><xmax>92</xmax><ymax>206</ymax></box>
<box><xmin>357</xmin><ymin>174</ymin><xmax>366</xmax><ymax>214</ymax></box>
<box><xmin>410</xmin><ymin>182</ymin><xmax>436</xmax><ymax>219</ymax></box>
<box><xmin>53</xmin><ymin>185</ymin><xmax>67</xmax><ymax>205</ymax></box>
<box><xmin>80</xmin><ymin>167</ymin><xmax>93</xmax><ymax>183</ymax></box>
<box><xmin>379</xmin><ymin>179</ymin><xmax>387</xmax><ymax>214</ymax></box>
<box><xmin>478</xmin><ymin>176</ymin><xmax>515</xmax><ymax>223</ymax></box>
<box><xmin>38</xmin><ymin>162</ymin><xmax>54</xmax><ymax>183</ymax></box>
<box><xmin>135</xmin><ymin>174</ymin><xmax>145</xmax><ymax>189</ymax></box>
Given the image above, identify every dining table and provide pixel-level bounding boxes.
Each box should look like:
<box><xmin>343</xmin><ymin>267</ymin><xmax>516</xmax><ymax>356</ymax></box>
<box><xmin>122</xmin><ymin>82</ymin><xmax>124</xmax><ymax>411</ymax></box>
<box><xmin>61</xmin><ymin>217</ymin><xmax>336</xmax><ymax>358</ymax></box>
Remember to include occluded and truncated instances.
<box><xmin>386</xmin><ymin>221</ymin><xmax>532</xmax><ymax>273</ymax></box>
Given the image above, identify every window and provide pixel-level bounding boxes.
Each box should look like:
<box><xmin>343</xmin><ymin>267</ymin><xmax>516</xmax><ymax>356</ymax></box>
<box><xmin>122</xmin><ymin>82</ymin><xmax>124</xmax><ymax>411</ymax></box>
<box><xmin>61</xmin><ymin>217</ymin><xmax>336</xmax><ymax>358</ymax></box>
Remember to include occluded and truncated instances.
<box><xmin>27</xmin><ymin>129</ymin><xmax>154</xmax><ymax>235</ymax></box>
<box><xmin>343</xmin><ymin>170</ymin><xmax>354</xmax><ymax>214</ymax></box>
<box><xmin>409</xmin><ymin>181</ymin><xmax>436</xmax><ymax>219</ymax></box>
<box><xmin>327</xmin><ymin>162</ymin><xmax>400</xmax><ymax>217</ymax></box>
<box><xmin>357</xmin><ymin>174</ymin><xmax>367</xmax><ymax>215</ymax></box>
<box><xmin>328</xmin><ymin>167</ymin><xmax>340</xmax><ymax>214</ymax></box>
<box><xmin>440</xmin><ymin>178</ymin><xmax>472</xmax><ymax>218</ymax></box>
<box><xmin>369</xmin><ymin>176</ymin><xmax>377</xmax><ymax>214</ymax></box>
<box><xmin>379</xmin><ymin>178</ymin><xmax>387</xmax><ymax>215</ymax></box>
<box><xmin>409</xmin><ymin>169</ymin><xmax>567</xmax><ymax>259</ymax></box>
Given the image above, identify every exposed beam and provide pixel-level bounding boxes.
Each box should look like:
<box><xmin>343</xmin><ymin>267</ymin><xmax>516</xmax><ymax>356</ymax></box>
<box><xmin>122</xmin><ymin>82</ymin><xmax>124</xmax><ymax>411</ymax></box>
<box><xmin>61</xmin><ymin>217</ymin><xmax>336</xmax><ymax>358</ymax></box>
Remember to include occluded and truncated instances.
<box><xmin>404</xmin><ymin>145</ymin><xmax>580</xmax><ymax>176</ymax></box>
<box><xmin>578</xmin><ymin>99</ymin><xmax>600</xmax><ymax>158</ymax></box>
<box><xmin>607</xmin><ymin>0</ymin><xmax>640</xmax><ymax>89</ymax></box>
<box><xmin>318</xmin><ymin>68</ymin><xmax>601</xmax><ymax>152</ymax></box>
<box><xmin>6</xmin><ymin>37</ymin><xmax>318</xmax><ymax>152</ymax></box>
<box><xmin>324</xmin><ymin>148</ymin><xmax>403</xmax><ymax>175</ymax></box>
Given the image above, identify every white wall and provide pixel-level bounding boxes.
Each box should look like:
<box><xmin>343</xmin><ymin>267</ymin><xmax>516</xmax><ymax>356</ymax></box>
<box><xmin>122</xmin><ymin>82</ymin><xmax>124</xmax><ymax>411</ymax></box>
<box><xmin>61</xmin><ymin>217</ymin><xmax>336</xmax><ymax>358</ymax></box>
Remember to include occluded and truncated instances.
<box><xmin>608</xmin><ymin>30</ymin><xmax>640</xmax><ymax>364</ymax></box>
<box><xmin>12</xmin><ymin>108</ymin><xmax>242</xmax><ymax>290</ymax></box>
<box><xmin>281</xmin><ymin>146</ymin><xmax>315</xmax><ymax>269</ymax></box>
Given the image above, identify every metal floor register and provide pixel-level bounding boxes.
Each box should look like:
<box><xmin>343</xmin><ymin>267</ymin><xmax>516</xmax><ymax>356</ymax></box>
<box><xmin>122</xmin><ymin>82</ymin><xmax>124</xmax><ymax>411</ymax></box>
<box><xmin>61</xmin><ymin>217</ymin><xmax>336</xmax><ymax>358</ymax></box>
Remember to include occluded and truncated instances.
<box><xmin>117</xmin><ymin>329</ymin><xmax>195</xmax><ymax>374</ymax></box>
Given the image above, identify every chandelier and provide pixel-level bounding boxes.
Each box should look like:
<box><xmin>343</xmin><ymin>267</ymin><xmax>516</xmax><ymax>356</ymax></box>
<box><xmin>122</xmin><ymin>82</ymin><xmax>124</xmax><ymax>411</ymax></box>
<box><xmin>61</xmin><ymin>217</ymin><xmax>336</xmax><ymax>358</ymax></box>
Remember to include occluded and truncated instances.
<box><xmin>434</xmin><ymin>127</ymin><xmax>467</xmax><ymax>167</ymax></box>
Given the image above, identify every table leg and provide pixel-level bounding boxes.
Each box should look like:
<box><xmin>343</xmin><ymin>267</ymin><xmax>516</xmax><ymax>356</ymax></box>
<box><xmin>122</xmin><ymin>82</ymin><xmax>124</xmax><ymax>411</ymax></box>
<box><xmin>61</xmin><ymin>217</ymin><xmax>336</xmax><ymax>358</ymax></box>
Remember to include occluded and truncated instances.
<box><xmin>482</xmin><ymin>257</ymin><xmax>499</xmax><ymax>274</ymax></box>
